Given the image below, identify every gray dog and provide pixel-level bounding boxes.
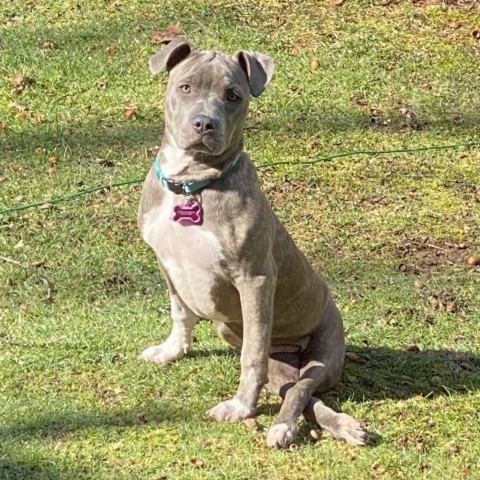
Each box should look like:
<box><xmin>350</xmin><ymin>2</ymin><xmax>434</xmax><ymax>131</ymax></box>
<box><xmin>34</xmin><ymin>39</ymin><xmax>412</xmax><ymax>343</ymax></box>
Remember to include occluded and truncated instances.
<box><xmin>138</xmin><ymin>39</ymin><xmax>367</xmax><ymax>448</ymax></box>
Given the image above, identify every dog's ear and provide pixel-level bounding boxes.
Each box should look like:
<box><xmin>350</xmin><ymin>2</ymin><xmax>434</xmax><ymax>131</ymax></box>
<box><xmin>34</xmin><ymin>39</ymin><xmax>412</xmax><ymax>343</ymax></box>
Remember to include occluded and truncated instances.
<box><xmin>234</xmin><ymin>51</ymin><xmax>275</xmax><ymax>97</ymax></box>
<box><xmin>149</xmin><ymin>38</ymin><xmax>194</xmax><ymax>75</ymax></box>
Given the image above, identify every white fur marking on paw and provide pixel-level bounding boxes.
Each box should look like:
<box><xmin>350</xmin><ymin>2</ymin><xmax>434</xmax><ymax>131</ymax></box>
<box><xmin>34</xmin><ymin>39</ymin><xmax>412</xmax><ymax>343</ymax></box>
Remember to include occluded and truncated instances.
<box><xmin>139</xmin><ymin>341</ymin><xmax>187</xmax><ymax>364</ymax></box>
<box><xmin>207</xmin><ymin>398</ymin><xmax>251</xmax><ymax>422</ymax></box>
<box><xmin>266</xmin><ymin>423</ymin><xmax>297</xmax><ymax>448</ymax></box>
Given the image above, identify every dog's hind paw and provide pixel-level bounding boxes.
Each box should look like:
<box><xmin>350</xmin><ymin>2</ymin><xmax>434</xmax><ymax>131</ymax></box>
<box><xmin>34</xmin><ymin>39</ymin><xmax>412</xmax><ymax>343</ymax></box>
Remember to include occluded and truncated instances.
<box><xmin>328</xmin><ymin>413</ymin><xmax>368</xmax><ymax>446</ymax></box>
<box><xmin>266</xmin><ymin>423</ymin><xmax>298</xmax><ymax>448</ymax></box>
<box><xmin>207</xmin><ymin>398</ymin><xmax>252</xmax><ymax>422</ymax></box>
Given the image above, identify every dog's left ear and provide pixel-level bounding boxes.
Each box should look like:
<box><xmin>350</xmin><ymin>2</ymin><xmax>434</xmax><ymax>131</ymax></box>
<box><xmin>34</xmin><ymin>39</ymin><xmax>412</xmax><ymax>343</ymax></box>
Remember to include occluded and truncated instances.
<box><xmin>234</xmin><ymin>51</ymin><xmax>275</xmax><ymax>97</ymax></box>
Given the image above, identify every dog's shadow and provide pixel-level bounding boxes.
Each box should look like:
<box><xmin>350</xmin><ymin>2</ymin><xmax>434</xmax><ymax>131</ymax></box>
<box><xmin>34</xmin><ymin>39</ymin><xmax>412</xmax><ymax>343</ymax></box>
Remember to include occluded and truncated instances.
<box><xmin>335</xmin><ymin>345</ymin><xmax>480</xmax><ymax>402</ymax></box>
<box><xmin>195</xmin><ymin>345</ymin><xmax>480</xmax><ymax>403</ymax></box>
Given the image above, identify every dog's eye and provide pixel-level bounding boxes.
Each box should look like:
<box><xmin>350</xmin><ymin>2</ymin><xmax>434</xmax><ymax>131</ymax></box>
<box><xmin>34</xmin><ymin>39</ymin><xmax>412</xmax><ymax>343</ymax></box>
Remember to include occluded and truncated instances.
<box><xmin>227</xmin><ymin>92</ymin><xmax>240</xmax><ymax>102</ymax></box>
<box><xmin>179</xmin><ymin>84</ymin><xmax>191</xmax><ymax>94</ymax></box>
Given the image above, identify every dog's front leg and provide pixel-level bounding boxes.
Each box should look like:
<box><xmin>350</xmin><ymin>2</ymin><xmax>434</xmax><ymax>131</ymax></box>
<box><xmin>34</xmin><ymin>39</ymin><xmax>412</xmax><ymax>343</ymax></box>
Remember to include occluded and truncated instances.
<box><xmin>208</xmin><ymin>267</ymin><xmax>276</xmax><ymax>421</ymax></box>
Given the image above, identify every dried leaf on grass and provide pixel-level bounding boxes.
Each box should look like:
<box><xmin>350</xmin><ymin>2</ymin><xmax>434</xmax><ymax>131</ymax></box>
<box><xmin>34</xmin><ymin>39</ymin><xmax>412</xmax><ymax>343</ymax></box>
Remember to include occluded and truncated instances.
<box><xmin>151</xmin><ymin>23</ymin><xmax>183</xmax><ymax>45</ymax></box>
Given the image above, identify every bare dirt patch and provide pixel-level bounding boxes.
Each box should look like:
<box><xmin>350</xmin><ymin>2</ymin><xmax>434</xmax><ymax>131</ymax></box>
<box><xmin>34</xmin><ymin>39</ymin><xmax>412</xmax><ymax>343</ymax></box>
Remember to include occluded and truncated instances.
<box><xmin>396</xmin><ymin>238</ymin><xmax>473</xmax><ymax>271</ymax></box>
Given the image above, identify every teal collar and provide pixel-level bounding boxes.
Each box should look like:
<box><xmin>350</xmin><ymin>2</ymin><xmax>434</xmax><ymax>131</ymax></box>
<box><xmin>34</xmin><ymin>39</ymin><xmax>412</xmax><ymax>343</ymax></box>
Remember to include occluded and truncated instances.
<box><xmin>154</xmin><ymin>152</ymin><xmax>241</xmax><ymax>195</ymax></box>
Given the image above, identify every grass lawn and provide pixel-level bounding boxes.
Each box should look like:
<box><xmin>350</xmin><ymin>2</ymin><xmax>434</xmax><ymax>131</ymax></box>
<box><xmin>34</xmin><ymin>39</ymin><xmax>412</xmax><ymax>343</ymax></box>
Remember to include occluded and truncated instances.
<box><xmin>1</xmin><ymin>0</ymin><xmax>480</xmax><ymax>478</ymax></box>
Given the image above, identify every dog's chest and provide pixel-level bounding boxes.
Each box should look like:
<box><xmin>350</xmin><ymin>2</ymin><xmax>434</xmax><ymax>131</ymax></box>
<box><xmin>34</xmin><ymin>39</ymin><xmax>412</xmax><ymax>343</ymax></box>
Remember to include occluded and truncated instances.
<box><xmin>141</xmin><ymin>198</ymin><xmax>231</xmax><ymax>319</ymax></box>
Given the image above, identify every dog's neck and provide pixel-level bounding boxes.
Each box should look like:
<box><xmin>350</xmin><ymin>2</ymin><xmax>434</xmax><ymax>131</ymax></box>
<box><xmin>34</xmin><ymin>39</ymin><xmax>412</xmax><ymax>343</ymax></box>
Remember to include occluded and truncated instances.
<box><xmin>159</xmin><ymin>134</ymin><xmax>243</xmax><ymax>183</ymax></box>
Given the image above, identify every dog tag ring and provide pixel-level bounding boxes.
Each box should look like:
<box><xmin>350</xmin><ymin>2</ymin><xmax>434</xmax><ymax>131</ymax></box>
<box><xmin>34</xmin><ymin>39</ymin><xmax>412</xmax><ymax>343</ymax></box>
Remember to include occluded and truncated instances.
<box><xmin>172</xmin><ymin>201</ymin><xmax>203</xmax><ymax>225</ymax></box>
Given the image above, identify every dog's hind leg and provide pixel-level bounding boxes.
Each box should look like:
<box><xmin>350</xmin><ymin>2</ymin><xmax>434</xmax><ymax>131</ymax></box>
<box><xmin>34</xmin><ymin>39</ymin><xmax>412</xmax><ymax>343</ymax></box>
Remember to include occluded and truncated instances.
<box><xmin>266</xmin><ymin>350</ymin><xmax>340</xmax><ymax>448</ymax></box>
<box><xmin>301</xmin><ymin>302</ymin><xmax>367</xmax><ymax>445</ymax></box>
<box><xmin>266</xmin><ymin>301</ymin><xmax>366</xmax><ymax>447</ymax></box>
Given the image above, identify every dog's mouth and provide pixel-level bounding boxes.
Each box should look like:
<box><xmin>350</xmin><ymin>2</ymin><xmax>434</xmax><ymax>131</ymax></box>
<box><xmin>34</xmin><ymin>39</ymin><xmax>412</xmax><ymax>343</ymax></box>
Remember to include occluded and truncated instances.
<box><xmin>183</xmin><ymin>132</ymin><xmax>224</xmax><ymax>154</ymax></box>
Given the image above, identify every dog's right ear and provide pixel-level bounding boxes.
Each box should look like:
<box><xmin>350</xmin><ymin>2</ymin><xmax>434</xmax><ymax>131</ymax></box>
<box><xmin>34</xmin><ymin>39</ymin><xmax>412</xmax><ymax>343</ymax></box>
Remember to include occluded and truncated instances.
<box><xmin>149</xmin><ymin>38</ymin><xmax>194</xmax><ymax>75</ymax></box>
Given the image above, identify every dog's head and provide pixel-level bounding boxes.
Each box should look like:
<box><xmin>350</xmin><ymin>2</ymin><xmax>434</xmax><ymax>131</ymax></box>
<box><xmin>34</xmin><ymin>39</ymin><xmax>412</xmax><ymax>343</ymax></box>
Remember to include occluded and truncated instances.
<box><xmin>149</xmin><ymin>39</ymin><xmax>275</xmax><ymax>156</ymax></box>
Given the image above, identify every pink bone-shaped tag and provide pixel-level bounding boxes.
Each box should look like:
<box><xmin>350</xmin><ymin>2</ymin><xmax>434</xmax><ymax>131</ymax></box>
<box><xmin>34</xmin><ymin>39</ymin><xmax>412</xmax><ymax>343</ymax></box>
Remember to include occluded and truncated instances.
<box><xmin>172</xmin><ymin>201</ymin><xmax>203</xmax><ymax>225</ymax></box>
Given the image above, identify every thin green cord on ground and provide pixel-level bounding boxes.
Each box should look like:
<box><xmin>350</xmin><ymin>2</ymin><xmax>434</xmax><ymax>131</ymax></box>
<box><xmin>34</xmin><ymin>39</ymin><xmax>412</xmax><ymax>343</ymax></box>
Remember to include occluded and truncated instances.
<box><xmin>2</xmin><ymin>141</ymin><xmax>479</xmax><ymax>216</ymax></box>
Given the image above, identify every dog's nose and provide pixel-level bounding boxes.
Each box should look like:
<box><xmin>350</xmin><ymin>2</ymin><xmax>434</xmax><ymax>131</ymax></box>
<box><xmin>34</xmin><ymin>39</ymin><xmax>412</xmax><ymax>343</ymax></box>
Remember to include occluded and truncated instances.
<box><xmin>193</xmin><ymin>115</ymin><xmax>215</xmax><ymax>135</ymax></box>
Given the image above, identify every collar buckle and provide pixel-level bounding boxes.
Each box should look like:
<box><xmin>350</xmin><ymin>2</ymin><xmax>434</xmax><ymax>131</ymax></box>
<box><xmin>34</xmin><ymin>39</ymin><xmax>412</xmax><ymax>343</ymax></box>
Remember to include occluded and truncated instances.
<box><xmin>162</xmin><ymin>178</ymin><xmax>187</xmax><ymax>195</ymax></box>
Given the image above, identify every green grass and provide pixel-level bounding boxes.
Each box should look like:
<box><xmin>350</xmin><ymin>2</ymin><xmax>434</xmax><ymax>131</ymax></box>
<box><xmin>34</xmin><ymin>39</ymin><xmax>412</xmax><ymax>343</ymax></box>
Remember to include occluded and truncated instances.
<box><xmin>1</xmin><ymin>0</ymin><xmax>480</xmax><ymax>478</ymax></box>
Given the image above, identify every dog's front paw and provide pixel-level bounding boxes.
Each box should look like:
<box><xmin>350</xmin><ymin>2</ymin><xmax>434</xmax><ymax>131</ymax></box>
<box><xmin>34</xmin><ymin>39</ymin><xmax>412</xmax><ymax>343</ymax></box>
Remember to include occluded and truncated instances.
<box><xmin>139</xmin><ymin>342</ymin><xmax>187</xmax><ymax>364</ymax></box>
<box><xmin>329</xmin><ymin>413</ymin><xmax>368</xmax><ymax>446</ymax></box>
<box><xmin>266</xmin><ymin>423</ymin><xmax>298</xmax><ymax>448</ymax></box>
<box><xmin>207</xmin><ymin>398</ymin><xmax>253</xmax><ymax>422</ymax></box>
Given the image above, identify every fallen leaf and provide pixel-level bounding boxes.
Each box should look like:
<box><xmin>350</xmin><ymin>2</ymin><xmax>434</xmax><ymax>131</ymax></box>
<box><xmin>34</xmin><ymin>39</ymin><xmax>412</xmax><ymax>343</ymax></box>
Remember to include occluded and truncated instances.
<box><xmin>31</xmin><ymin>114</ymin><xmax>46</xmax><ymax>124</ymax></box>
<box><xmin>95</xmin><ymin>158</ymin><xmax>115</xmax><ymax>167</ymax></box>
<box><xmin>189</xmin><ymin>458</ymin><xmax>205</xmax><ymax>468</ymax></box>
<box><xmin>310</xmin><ymin>58</ymin><xmax>320</xmax><ymax>71</ymax></box>
<box><xmin>106</xmin><ymin>44</ymin><xmax>117</xmax><ymax>53</ymax></box>
<box><xmin>243</xmin><ymin>417</ymin><xmax>260</xmax><ymax>430</ymax></box>
<box><xmin>345</xmin><ymin>351</ymin><xmax>359</xmax><ymax>362</ymax></box>
<box><xmin>42</xmin><ymin>40</ymin><xmax>55</xmax><ymax>50</ymax></box>
<box><xmin>346</xmin><ymin>451</ymin><xmax>357</xmax><ymax>461</ymax></box>
<box><xmin>446</xmin><ymin>301</ymin><xmax>458</xmax><ymax>313</ymax></box>
<box><xmin>0</xmin><ymin>121</ymin><xmax>7</xmax><ymax>130</ymax></box>
<box><xmin>136</xmin><ymin>412</ymin><xmax>148</xmax><ymax>423</ymax></box>
<box><xmin>10</xmin><ymin>101</ymin><xmax>28</xmax><ymax>112</ymax></box>
<box><xmin>12</xmin><ymin>74</ymin><xmax>26</xmax><ymax>86</ymax></box>
<box><xmin>197</xmin><ymin>438</ymin><xmax>212</xmax><ymax>447</ymax></box>
<box><xmin>459</xmin><ymin>362</ymin><xmax>473</xmax><ymax>371</ymax></box>
<box><xmin>415</xmin><ymin>280</ymin><xmax>426</xmax><ymax>289</ymax></box>
<box><xmin>151</xmin><ymin>23</ymin><xmax>183</xmax><ymax>45</ymax></box>
<box><xmin>125</xmin><ymin>105</ymin><xmax>138</xmax><ymax>119</ymax></box>
<box><xmin>467</xmin><ymin>255</ymin><xmax>480</xmax><ymax>266</ymax></box>
<box><xmin>430</xmin><ymin>297</ymin><xmax>440</xmax><ymax>309</ymax></box>
<box><xmin>448</xmin><ymin>443</ymin><xmax>460</xmax><ymax>453</ymax></box>
<box><xmin>329</xmin><ymin>0</ymin><xmax>344</xmax><ymax>5</ymax></box>
<box><xmin>101</xmin><ymin>274</ymin><xmax>129</xmax><ymax>286</ymax></box>
<box><xmin>47</xmin><ymin>166</ymin><xmax>57</xmax><ymax>174</ymax></box>
<box><xmin>40</xmin><ymin>203</ymin><xmax>54</xmax><ymax>210</ymax></box>
<box><xmin>372</xmin><ymin>462</ymin><xmax>387</xmax><ymax>475</ymax></box>
<box><xmin>415</xmin><ymin>436</ymin><xmax>426</xmax><ymax>451</ymax></box>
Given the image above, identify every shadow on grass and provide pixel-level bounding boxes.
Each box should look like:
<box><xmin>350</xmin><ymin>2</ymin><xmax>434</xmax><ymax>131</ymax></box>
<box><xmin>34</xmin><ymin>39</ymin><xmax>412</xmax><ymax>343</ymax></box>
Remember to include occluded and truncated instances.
<box><xmin>195</xmin><ymin>344</ymin><xmax>480</xmax><ymax>405</ymax></box>
<box><xmin>331</xmin><ymin>345</ymin><xmax>480</xmax><ymax>403</ymax></box>
<box><xmin>0</xmin><ymin>454</ymin><xmax>94</xmax><ymax>480</ymax></box>
<box><xmin>0</xmin><ymin>457</ymin><xmax>68</xmax><ymax>480</ymax></box>
<box><xmin>2</xmin><ymin>107</ymin><xmax>479</xmax><ymax>164</ymax></box>
<box><xmin>0</xmin><ymin>121</ymin><xmax>162</xmax><ymax>160</ymax></box>
<box><xmin>0</xmin><ymin>402</ymin><xmax>180</xmax><ymax>478</ymax></box>
<box><xmin>0</xmin><ymin>402</ymin><xmax>176</xmax><ymax>442</ymax></box>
